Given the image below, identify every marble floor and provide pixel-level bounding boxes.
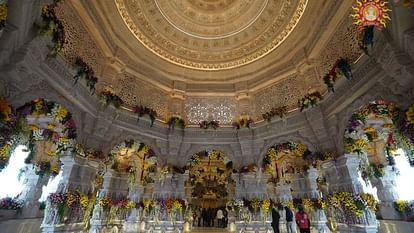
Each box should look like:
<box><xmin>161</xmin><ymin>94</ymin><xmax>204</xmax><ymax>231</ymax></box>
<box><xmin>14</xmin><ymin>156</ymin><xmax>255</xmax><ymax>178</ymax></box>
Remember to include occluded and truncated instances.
<box><xmin>191</xmin><ymin>227</ymin><xmax>228</xmax><ymax>232</ymax></box>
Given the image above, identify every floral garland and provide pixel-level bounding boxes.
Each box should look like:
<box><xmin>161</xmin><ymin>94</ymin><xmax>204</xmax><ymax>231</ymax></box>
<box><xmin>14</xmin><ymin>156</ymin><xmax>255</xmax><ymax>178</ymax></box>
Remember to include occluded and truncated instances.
<box><xmin>39</xmin><ymin>2</ymin><xmax>65</xmax><ymax>57</ymax></box>
<box><xmin>99</xmin><ymin>90</ymin><xmax>124</xmax><ymax>109</ymax></box>
<box><xmin>189</xmin><ymin>149</ymin><xmax>226</xmax><ymax>166</ymax></box>
<box><xmin>133</xmin><ymin>105</ymin><xmax>157</xmax><ymax>127</ymax></box>
<box><xmin>298</xmin><ymin>91</ymin><xmax>322</xmax><ymax>112</ymax></box>
<box><xmin>323</xmin><ymin>58</ymin><xmax>353</xmax><ymax>92</ymax></box>
<box><xmin>199</xmin><ymin>120</ymin><xmax>219</xmax><ymax>130</ymax></box>
<box><xmin>266</xmin><ymin>142</ymin><xmax>311</xmax><ymax>159</ymax></box>
<box><xmin>0</xmin><ymin>197</ymin><xmax>23</xmax><ymax>210</ymax></box>
<box><xmin>35</xmin><ymin>160</ymin><xmax>61</xmax><ymax>178</ymax></box>
<box><xmin>109</xmin><ymin>139</ymin><xmax>151</xmax><ymax>158</ymax></box>
<box><xmin>262</xmin><ymin>106</ymin><xmax>287</xmax><ymax>122</ymax></box>
<box><xmin>166</xmin><ymin>116</ymin><xmax>186</xmax><ymax>129</ymax></box>
<box><xmin>0</xmin><ymin>2</ymin><xmax>7</xmax><ymax>31</ymax></box>
<box><xmin>73</xmin><ymin>57</ymin><xmax>97</xmax><ymax>95</ymax></box>
<box><xmin>394</xmin><ymin>200</ymin><xmax>414</xmax><ymax>214</ymax></box>
<box><xmin>328</xmin><ymin>192</ymin><xmax>377</xmax><ymax>217</ymax></box>
<box><xmin>47</xmin><ymin>190</ymin><xmax>89</xmax><ymax>224</ymax></box>
<box><xmin>74</xmin><ymin>143</ymin><xmax>106</xmax><ymax>160</ymax></box>
<box><xmin>232</xmin><ymin>118</ymin><xmax>253</xmax><ymax>129</ymax></box>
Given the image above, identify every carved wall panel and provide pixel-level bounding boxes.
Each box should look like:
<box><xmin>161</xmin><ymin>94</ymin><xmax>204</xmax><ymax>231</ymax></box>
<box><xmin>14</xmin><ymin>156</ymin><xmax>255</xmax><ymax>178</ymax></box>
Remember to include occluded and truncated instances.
<box><xmin>253</xmin><ymin>75</ymin><xmax>307</xmax><ymax>119</ymax></box>
<box><xmin>55</xmin><ymin>3</ymin><xmax>105</xmax><ymax>76</ymax></box>
<box><xmin>316</xmin><ymin>15</ymin><xmax>362</xmax><ymax>74</ymax></box>
<box><xmin>115</xmin><ymin>74</ymin><xmax>169</xmax><ymax>119</ymax></box>
<box><xmin>185</xmin><ymin>97</ymin><xmax>236</xmax><ymax>124</ymax></box>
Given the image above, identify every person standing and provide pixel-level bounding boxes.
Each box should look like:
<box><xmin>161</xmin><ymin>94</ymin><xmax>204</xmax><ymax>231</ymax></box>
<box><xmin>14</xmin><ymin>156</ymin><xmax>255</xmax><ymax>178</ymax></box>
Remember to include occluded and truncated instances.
<box><xmin>295</xmin><ymin>205</ymin><xmax>310</xmax><ymax>233</ymax></box>
<box><xmin>216</xmin><ymin>208</ymin><xmax>224</xmax><ymax>228</ymax></box>
<box><xmin>271</xmin><ymin>205</ymin><xmax>280</xmax><ymax>233</ymax></box>
<box><xmin>285</xmin><ymin>206</ymin><xmax>296</xmax><ymax>233</ymax></box>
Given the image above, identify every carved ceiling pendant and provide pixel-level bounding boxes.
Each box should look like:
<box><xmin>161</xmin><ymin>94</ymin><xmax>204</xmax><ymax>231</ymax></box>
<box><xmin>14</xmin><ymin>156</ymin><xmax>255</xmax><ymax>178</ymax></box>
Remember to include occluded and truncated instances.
<box><xmin>115</xmin><ymin>0</ymin><xmax>307</xmax><ymax>70</ymax></box>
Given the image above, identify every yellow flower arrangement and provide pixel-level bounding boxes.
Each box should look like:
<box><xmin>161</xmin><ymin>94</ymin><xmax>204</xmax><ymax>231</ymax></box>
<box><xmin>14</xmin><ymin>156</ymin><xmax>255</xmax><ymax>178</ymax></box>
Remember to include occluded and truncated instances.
<box><xmin>394</xmin><ymin>200</ymin><xmax>409</xmax><ymax>213</ymax></box>
<box><xmin>406</xmin><ymin>105</ymin><xmax>414</xmax><ymax>125</ymax></box>
<box><xmin>287</xmin><ymin>200</ymin><xmax>294</xmax><ymax>210</ymax></box>
<box><xmin>66</xmin><ymin>192</ymin><xmax>77</xmax><ymax>208</ymax></box>
<box><xmin>0</xmin><ymin>4</ymin><xmax>7</xmax><ymax>23</ymax></box>
<box><xmin>251</xmin><ymin>198</ymin><xmax>260</xmax><ymax>210</ymax></box>
<box><xmin>99</xmin><ymin>197</ymin><xmax>111</xmax><ymax>208</ymax></box>
<box><xmin>173</xmin><ymin>199</ymin><xmax>182</xmax><ymax>210</ymax></box>
<box><xmin>79</xmin><ymin>193</ymin><xmax>89</xmax><ymax>209</ymax></box>
<box><xmin>126</xmin><ymin>200</ymin><xmax>136</xmax><ymax>209</ymax></box>
<box><xmin>355</xmin><ymin>139</ymin><xmax>367</xmax><ymax>150</ymax></box>
<box><xmin>143</xmin><ymin>199</ymin><xmax>152</xmax><ymax>209</ymax></box>
<box><xmin>267</xmin><ymin>147</ymin><xmax>277</xmax><ymax>159</ymax></box>
<box><xmin>32</xmin><ymin>101</ymin><xmax>43</xmax><ymax>116</ymax></box>
<box><xmin>262</xmin><ymin>199</ymin><xmax>271</xmax><ymax>212</ymax></box>
<box><xmin>302</xmin><ymin>198</ymin><xmax>313</xmax><ymax>211</ymax></box>
<box><xmin>47</xmin><ymin>123</ymin><xmax>56</xmax><ymax>129</ymax></box>
<box><xmin>0</xmin><ymin>144</ymin><xmax>11</xmax><ymax>158</ymax></box>
<box><xmin>295</xmin><ymin>144</ymin><xmax>308</xmax><ymax>156</ymax></box>
<box><xmin>51</xmin><ymin>163</ymin><xmax>59</xmax><ymax>174</ymax></box>
<box><xmin>382</xmin><ymin>123</ymin><xmax>394</xmax><ymax>129</ymax></box>
<box><xmin>360</xmin><ymin>193</ymin><xmax>377</xmax><ymax>211</ymax></box>
<box><xmin>55</xmin><ymin>106</ymin><xmax>68</xmax><ymax>122</ymax></box>
<box><xmin>363</xmin><ymin>127</ymin><xmax>375</xmax><ymax>133</ymax></box>
<box><xmin>47</xmin><ymin>150</ymin><xmax>57</xmax><ymax>156</ymax></box>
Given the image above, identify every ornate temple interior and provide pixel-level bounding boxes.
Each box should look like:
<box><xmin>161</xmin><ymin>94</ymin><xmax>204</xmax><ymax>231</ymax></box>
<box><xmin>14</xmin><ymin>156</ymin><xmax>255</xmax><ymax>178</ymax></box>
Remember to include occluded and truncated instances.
<box><xmin>0</xmin><ymin>0</ymin><xmax>414</xmax><ymax>232</ymax></box>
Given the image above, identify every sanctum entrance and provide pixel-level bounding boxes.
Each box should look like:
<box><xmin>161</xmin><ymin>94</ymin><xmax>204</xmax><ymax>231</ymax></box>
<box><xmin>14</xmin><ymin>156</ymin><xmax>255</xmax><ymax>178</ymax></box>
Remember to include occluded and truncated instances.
<box><xmin>186</xmin><ymin>150</ymin><xmax>234</xmax><ymax>228</ymax></box>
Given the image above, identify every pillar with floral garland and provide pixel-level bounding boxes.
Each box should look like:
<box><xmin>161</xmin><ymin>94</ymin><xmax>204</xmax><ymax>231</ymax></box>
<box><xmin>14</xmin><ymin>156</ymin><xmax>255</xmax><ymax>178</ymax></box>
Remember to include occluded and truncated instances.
<box><xmin>41</xmin><ymin>150</ymin><xmax>102</xmax><ymax>233</ymax></box>
<box><xmin>370</xmin><ymin>165</ymin><xmax>399</xmax><ymax>220</ymax></box>
<box><xmin>20</xmin><ymin>140</ymin><xmax>60</xmax><ymax>219</ymax></box>
<box><xmin>89</xmin><ymin>169</ymin><xmax>128</xmax><ymax>233</ymax></box>
<box><xmin>122</xmin><ymin>172</ymin><xmax>145</xmax><ymax>233</ymax></box>
<box><xmin>230</xmin><ymin>169</ymin><xmax>273</xmax><ymax>233</ymax></box>
<box><xmin>328</xmin><ymin>154</ymin><xmax>377</xmax><ymax>233</ymax></box>
<box><xmin>305</xmin><ymin>167</ymin><xmax>331</xmax><ymax>233</ymax></box>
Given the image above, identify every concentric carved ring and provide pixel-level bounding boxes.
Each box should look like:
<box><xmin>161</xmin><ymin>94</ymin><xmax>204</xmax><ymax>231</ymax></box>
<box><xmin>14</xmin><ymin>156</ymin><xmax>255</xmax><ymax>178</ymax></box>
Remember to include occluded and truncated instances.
<box><xmin>115</xmin><ymin>0</ymin><xmax>307</xmax><ymax>70</ymax></box>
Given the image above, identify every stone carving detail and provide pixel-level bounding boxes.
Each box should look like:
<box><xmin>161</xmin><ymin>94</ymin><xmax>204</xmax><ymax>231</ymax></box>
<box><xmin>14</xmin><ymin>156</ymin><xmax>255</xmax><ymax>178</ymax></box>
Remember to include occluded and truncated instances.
<box><xmin>317</xmin><ymin>16</ymin><xmax>362</xmax><ymax>74</ymax></box>
<box><xmin>115</xmin><ymin>0</ymin><xmax>308</xmax><ymax>70</ymax></box>
<box><xmin>254</xmin><ymin>75</ymin><xmax>313</xmax><ymax>119</ymax></box>
<box><xmin>55</xmin><ymin>2</ymin><xmax>105</xmax><ymax>75</ymax></box>
<box><xmin>185</xmin><ymin>97</ymin><xmax>236</xmax><ymax>124</ymax></box>
<box><xmin>116</xmin><ymin>74</ymin><xmax>168</xmax><ymax>119</ymax></box>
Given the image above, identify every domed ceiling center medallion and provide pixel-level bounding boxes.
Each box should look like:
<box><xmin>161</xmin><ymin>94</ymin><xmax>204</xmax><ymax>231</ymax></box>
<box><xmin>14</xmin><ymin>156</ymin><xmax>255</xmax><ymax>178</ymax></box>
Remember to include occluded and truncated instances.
<box><xmin>115</xmin><ymin>0</ymin><xmax>307</xmax><ymax>70</ymax></box>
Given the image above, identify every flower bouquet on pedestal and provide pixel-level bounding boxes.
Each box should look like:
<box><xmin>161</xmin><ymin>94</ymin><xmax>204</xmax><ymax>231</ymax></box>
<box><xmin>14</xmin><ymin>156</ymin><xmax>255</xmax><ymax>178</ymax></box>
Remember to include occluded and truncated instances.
<box><xmin>166</xmin><ymin>116</ymin><xmax>186</xmax><ymax>129</ymax></box>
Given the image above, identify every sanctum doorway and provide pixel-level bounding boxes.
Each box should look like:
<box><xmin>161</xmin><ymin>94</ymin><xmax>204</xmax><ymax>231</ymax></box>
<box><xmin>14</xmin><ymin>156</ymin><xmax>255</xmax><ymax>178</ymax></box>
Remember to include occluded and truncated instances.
<box><xmin>186</xmin><ymin>150</ymin><xmax>234</xmax><ymax>228</ymax></box>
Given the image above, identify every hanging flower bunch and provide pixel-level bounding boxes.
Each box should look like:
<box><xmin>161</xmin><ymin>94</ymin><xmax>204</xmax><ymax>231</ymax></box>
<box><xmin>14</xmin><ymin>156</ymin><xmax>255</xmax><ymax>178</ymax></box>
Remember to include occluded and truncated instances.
<box><xmin>323</xmin><ymin>67</ymin><xmax>340</xmax><ymax>93</ymax></box>
<box><xmin>323</xmin><ymin>58</ymin><xmax>353</xmax><ymax>93</ymax></box>
<box><xmin>39</xmin><ymin>2</ymin><xmax>65</xmax><ymax>57</ymax></box>
<box><xmin>166</xmin><ymin>116</ymin><xmax>186</xmax><ymax>129</ymax></box>
<box><xmin>0</xmin><ymin>197</ymin><xmax>24</xmax><ymax>210</ymax></box>
<box><xmin>232</xmin><ymin>117</ymin><xmax>254</xmax><ymax>129</ymax></box>
<box><xmin>0</xmin><ymin>3</ymin><xmax>7</xmax><ymax>30</ymax></box>
<box><xmin>405</xmin><ymin>105</ymin><xmax>414</xmax><ymax>125</ymax></box>
<box><xmin>99</xmin><ymin>90</ymin><xmax>124</xmax><ymax>109</ymax></box>
<box><xmin>298</xmin><ymin>91</ymin><xmax>322</xmax><ymax>112</ymax></box>
<box><xmin>73</xmin><ymin>57</ymin><xmax>98</xmax><ymax>95</ymax></box>
<box><xmin>133</xmin><ymin>105</ymin><xmax>158</xmax><ymax>127</ymax></box>
<box><xmin>262</xmin><ymin>106</ymin><xmax>288</xmax><ymax>122</ymax></box>
<box><xmin>199</xmin><ymin>120</ymin><xmax>220</xmax><ymax>129</ymax></box>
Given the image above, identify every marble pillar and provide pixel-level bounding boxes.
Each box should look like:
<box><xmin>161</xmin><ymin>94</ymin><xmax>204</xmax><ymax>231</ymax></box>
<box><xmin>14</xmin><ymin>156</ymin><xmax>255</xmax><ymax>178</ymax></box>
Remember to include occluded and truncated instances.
<box><xmin>122</xmin><ymin>183</ymin><xmax>144</xmax><ymax>233</ymax></box>
<box><xmin>20</xmin><ymin>166</ymin><xmax>50</xmax><ymax>218</ymax></box>
<box><xmin>370</xmin><ymin>165</ymin><xmax>399</xmax><ymax>220</ymax></box>
<box><xmin>306</xmin><ymin>168</ymin><xmax>330</xmax><ymax>233</ymax></box>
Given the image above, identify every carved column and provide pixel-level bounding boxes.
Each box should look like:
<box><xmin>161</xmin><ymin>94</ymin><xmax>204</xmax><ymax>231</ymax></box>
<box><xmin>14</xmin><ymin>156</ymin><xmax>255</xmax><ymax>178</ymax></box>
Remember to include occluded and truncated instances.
<box><xmin>332</xmin><ymin>155</ymin><xmax>377</xmax><ymax>233</ymax></box>
<box><xmin>306</xmin><ymin>168</ymin><xmax>330</xmax><ymax>233</ymax></box>
<box><xmin>123</xmin><ymin>182</ymin><xmax>144</xmax><ymax>233</ymax></box>
<box><xmin>20</xmin><ymin>165</ymin><xmax>50</xmax><ymax>218</ymax></box>
<box><xmin>370</xmin><ymin>165</ymin><xmax>399</xmax><ymax>220</ymax></box>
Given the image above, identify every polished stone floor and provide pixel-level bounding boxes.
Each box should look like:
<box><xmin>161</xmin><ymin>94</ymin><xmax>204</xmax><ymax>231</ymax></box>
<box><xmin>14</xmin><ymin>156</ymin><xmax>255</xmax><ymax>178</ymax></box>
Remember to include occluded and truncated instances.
<box><xmin>191</xmin><ymin>227</ymin><xmax>228</xmax><ymax>232</ymax></box>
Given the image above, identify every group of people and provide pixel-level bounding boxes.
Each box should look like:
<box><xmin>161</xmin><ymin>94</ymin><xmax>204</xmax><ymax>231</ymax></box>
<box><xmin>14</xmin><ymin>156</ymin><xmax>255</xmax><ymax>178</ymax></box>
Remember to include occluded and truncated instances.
<box><xmin>194</xmin><ymin>207</ymin><xmax>228</xmax><ymax>228</ymax></box>
<box><xmin>271</xmin><ymin>204</ymin><xmax>310</xmax><ymax>233</ymax></box>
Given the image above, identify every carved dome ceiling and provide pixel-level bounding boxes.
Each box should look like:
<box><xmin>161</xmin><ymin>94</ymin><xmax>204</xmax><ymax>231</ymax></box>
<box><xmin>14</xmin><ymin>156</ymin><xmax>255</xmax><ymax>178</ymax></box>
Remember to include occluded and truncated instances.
<box><xmin>56</xmin><ymin>0</ymin><xmax>361</xmax><ymax>121</ymax></box>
